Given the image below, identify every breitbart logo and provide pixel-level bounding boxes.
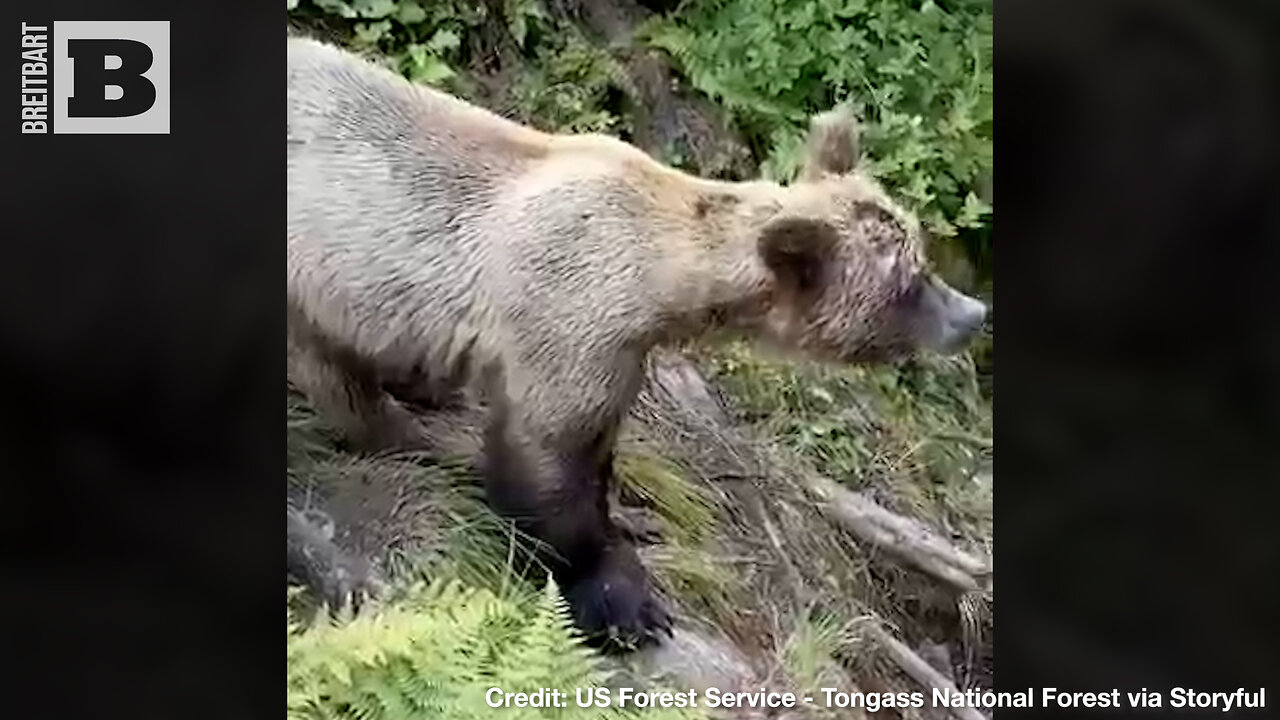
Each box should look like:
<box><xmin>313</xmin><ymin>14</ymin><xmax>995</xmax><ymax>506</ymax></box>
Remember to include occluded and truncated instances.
<box><xmin>20</xmin><ymin>20</ymin><xmax>170</xmax><ymax>134</ymax></box>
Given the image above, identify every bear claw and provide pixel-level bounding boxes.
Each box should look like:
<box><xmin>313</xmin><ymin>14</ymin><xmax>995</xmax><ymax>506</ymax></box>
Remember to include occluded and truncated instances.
<box><xmin>564</xmin><ymin>545</ymin><xmax>674</xmax><ymax>649</ymax></box>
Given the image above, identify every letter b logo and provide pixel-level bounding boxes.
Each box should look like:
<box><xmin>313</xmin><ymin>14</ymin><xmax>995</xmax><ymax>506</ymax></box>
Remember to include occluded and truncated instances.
<box><xmin>54</xmin><ymin>21</ymin><xmax>169</xmax><ymax>134</ymax></box>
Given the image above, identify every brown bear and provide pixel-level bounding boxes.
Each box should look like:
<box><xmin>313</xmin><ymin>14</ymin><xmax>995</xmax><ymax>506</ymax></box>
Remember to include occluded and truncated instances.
<box><xmin>286</xmin><ymin>36</ymin><xmax>987</xmax><ymax>646</ymax></box>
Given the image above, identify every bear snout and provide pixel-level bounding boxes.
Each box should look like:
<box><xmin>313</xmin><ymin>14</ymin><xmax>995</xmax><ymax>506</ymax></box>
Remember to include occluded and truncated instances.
<box><xmin>947</xmin><ymin>288</ymin><xmax>987</xmax><ymax>335</ymax></box>
<box><xmin>920</xmin><ymin>279</ymin><xmax>987</xmax><ymax>355</ymax></box>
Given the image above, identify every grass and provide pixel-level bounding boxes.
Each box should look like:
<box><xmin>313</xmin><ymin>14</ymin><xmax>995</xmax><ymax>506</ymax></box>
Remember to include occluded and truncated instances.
<box><xmin>615</xmin><ymin>450</ymin><xmax>719</xmax><ymax>547</ymax></box>
<box><xmin>287</xmin><ymin>387</ymin><xmax>546</xmax><ymax>597</ymax></box>
<box><xmin>696</xmin><ymin>340</ymin><xmax>992</xmax><ymax>543</ymax></box>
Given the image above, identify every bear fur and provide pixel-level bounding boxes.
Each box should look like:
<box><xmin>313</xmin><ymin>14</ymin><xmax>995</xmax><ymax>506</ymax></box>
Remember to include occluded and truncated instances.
<box><xmin>286</xmin><ymin>36</ymin><xmax>986</xmax><ymax>646</ymax></box>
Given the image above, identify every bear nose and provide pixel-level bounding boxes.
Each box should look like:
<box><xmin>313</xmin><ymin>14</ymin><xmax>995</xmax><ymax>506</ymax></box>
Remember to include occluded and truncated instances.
<box><xmin>954</xmin><ymin>293</ymin><xmax>987</xmax><ymax>333</ymax></box>
<box><xmin>939</xmin><ymin>282</ymin><xmax>986</xmax><ymax>335</ymax></box>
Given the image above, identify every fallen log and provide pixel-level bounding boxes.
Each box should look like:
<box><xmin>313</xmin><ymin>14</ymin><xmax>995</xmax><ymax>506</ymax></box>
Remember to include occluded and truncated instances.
<box><xmin>804</xmin><ymin>477</ymin><xmax>992</xmax><ymax>594</ymax></box>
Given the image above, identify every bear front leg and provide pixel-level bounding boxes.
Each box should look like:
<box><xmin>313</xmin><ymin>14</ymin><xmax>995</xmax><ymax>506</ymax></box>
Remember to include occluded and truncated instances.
<box><xmin>481</xmin><ymin>404</ymin><xmax>673</xmax><ymax>648</ymax></box>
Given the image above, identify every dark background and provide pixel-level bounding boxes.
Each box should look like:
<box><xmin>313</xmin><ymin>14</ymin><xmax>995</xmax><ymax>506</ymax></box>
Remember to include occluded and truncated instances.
<box><xmin>1</xmin><ymin>4</ymin><xmax>281</xmax><ymax>718</ymax></box>
<box><xmin>0</xmin><ymin>0</ymin><xmax>1276</xmax><ymax>717</ymax></box>
<box><xmin>997</xmin><ymin>1</ymin><xmax>1280</xmax><ymax>716</ymax></box>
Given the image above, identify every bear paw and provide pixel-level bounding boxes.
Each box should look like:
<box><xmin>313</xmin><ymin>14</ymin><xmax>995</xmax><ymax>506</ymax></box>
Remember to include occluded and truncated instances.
<box><xmin>314</xmin><ymin>553</ymin><xmax>384</xmax><ymax>616</ymax></box>
<box><xmin>564</xmin><ymin>544</ymin><xmax>673</xmax><ymax>650</ymax></box>
<box><xmin>288</xmin><ymin>507</ymin><xmax>385</xmax><ymax>616</ymax></box>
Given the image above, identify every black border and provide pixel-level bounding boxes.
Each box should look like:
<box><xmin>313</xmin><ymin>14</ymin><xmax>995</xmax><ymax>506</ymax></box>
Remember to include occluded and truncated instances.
<box><xmin>996</xmin><ymin>0</ymin><xmax>1280</xmax><ymax>714</ymax></box>
<box><xmin>2</xmin><ymin>3</ymin><xmax>279</xmax><ymax>717</ymax></box>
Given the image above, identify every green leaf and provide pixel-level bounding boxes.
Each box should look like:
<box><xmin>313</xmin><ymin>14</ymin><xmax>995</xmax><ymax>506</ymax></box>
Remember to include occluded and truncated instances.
<box><xmin>353</xmin><ymin>20</ymin><xmax>392</xmax><ymax>46</ymax></box>
<box><xmin>427</xmin><ymin>29</ymin><xmax>461</xmax><ymax>53</ymax></box>
<box><xmin>925</xmin><ymin>209</ymin><xmax>958</xmax><ymax>238</ymax></box>
<box><xmin>396</xmin><ymin>1</ymin><xmax>427</xmax><ymax>25</ymax></box>
<box><xmin>507</xmin><ymin>0</ymin><xmax>530</xmax><ymax>47</ymax></box>
<box><xmin>403</xmin><ymin>44</ymin><xmax>455</xmax><ymax>86</ymax></box>
<box><xmin>313</xmin><ymin>0</ymin><xmax>356</xmax><ymax>19</ymax></box>
<box><xmin>352</xmin><ymin>0</ymin><xmax>398</xmax><ymax>19</ymax></box>
<box><xmin>954</xmin><ymin>190</ymin><xmax>993</xmax><ymax>229</ymax></box>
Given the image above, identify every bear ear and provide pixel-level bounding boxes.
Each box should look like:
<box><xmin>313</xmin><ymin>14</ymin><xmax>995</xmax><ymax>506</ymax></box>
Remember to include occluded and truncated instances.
<box><xmin>758</xmin><ymin>217</ymin><xmax>840</xmax><ymax>294</ymax></box>
<box><xmin>800</xmin><ymin>107</ymin><xmax>861</xmax><ymax>181</ymax></box>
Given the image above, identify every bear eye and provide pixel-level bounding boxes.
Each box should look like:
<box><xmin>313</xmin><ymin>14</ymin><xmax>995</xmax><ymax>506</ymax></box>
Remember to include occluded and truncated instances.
<box><xmin>852</xmin><ymin>202</ymin><xmax>907</xmax><ymax>253</ymax></box>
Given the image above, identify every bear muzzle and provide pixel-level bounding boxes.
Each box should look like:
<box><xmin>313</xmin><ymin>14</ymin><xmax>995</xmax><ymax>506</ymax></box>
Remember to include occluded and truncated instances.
<box><xmin>918</xmin><ymin>278</ymin><xmax>988</xmax><ymax>355</ymax></box>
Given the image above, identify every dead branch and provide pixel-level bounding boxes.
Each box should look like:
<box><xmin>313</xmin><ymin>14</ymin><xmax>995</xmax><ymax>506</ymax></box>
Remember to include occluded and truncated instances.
<box><xmin>868</xmin><ymin>624</ymin><xmax>987</xmax><ymax>720</ymax></box>
<box><xmin>803</xmin><ymin>476</ymin><xmax>992</xmax><ymax>594</ymax></box>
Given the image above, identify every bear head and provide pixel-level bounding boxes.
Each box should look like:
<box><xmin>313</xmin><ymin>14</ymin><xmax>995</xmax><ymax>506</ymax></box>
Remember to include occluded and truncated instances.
<box><xmin>755</xmin><ymin>108</ymin><xmax>988</xmax><ymax>364</ymax></box>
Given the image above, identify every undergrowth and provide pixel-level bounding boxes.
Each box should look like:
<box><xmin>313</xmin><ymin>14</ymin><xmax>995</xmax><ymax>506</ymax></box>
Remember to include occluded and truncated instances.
<box><xmin>643</xmin><ymin>0</ymin><xmax>993</xmax><ymax>262</ymax></box>
<box><xmin>287</xmin><ymin>1</ymin><xmax>533</xmax><ymax>91</ymax></box>
<box><xmin>289</xmin><ymin>390</ymin><xmax>528</xmax><ymax>590</ymax></box>
<box><xmin>288</xmin><ymin>581</ymin><xmax>706</xmax><ymax>720</ymax></box>
<box><xmin>696</xmin><ymin>340</ymin><xmax>992</xmax><ymax>544</ymax></box>
<box><xmin>288</xmin><ymin>390</ymin><xmax>714</xmax><ymax>717</ymax></box>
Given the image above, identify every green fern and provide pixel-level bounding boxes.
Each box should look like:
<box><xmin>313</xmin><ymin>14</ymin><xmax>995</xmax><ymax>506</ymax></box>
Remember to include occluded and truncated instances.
<box><xmin>288</xmin><ymin>579</ymin><xmax>706</xmax><ymax>719</ymax></box>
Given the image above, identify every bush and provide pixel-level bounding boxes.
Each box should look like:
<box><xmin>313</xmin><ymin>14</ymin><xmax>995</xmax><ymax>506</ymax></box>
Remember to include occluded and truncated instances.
<box><xmin>286</xmin><ymin>0</ymin><xmax>547</xmax><ymax>93</ymax></box>
<box><xmin>644</xmin><ymin>0</ymin><xmax>993</xmax><ymax>278</ymax></box>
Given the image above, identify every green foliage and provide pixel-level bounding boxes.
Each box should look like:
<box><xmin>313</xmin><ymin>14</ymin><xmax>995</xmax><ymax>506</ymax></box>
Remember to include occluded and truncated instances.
<box><xmin>507</xmin><ymin>31</ymin><xmax>628</xmax><ymax>134</ymax></box>
<box><xmin>289</xmin><ymin>0</ymin><xmax>629</xmax><ymax>134</ymax></box>
<box><xmin>648</xmin><ymin>545</ymin><xmax>741</xmax><ymax>627</ymax></box>
<box><xmin>780</xmin><ymin>612</ymin><xmax>868</xmax><ymax>691</ymax></box>
<box><xmin>699</xmin><ymin>341</ymin><xmax>991</xmax><ymax>540</ymax></box>
<box><xmin>645</xmin><ymin>0</ymin><xmax>993</xmax><ymax>251</ymax></box>
<box><xmin>287</xmin><ymin>0</ymin><xmax>467</xmax><ymax>89</ymax></box>
<box><xmin>289</xmin><ymin>0</ymin><xmax>543</xmax><ymax>91</ymax></box>
<box><xmin>288</xmin><ymin>579</ymin><xmax>706</xmax><ymax>720</ymax></box>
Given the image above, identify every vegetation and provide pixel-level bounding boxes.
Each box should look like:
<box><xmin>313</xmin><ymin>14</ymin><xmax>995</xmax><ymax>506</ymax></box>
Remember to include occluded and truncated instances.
<box><xmin>645</xmin><ymin>0</ymin><xmax>993</xmax><ymax>246</ymax></box>
<box><xmin>287</xmin><ymin>0</ymin><xmax>994</xmax><ymax>716</ymax></box>
<box><xmin>699</xmin><ymin>341</ymin><xmax>991</xmax><ymax>542</ymax></box>
<box><xmin>288</xmin><ymin>582</ymin><xmax>705</xmax><ymax>720</ymax></box>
